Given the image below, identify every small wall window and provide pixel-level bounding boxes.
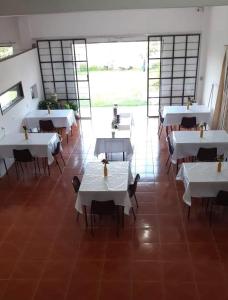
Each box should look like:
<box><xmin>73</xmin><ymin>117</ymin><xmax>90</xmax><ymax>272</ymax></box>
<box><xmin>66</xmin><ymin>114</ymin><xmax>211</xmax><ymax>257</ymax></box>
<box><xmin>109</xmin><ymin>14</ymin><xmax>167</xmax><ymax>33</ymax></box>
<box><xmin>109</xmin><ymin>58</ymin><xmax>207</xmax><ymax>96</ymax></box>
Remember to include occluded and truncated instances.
<box><xmin>0</xmin><ymin>46</ymin><xmax>13</xmax><ymax>60</ymax></box>
<box><xmin>0</xmin><ymin>82</ymin><xmax>24</xmax><ymax>115</ymax></box>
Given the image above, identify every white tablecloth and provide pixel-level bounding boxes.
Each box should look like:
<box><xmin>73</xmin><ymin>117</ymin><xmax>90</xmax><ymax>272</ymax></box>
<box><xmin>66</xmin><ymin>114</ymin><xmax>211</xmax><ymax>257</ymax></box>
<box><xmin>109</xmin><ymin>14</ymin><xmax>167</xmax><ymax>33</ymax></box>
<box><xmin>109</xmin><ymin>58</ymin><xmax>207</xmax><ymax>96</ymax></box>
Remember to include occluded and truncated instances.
<box><xmin>75</xmin><ymin>161</ymin><xmax>132</xmax><ymax>215</ymax></box>
<box><xmin>162</xmin><ymin>105</ymin><xmax>211</xmax><ymax>126</ymax></box>
<box><xmin>94</xmin><ymin>138</ymin><xmax>133</xmax><ymax>159</ymax></box>
<box><xmin>24</xmin><ymin>109</ymin><xmax>76</xmax><ymax>133</ymax></box>
<box><xmin>176</xmin><ymin>162</ymin><xmax>228</xmax><ymax>206</ymax></box>
<box><xmin>171</xmin><ymin>130</ymin><xmax>228</xmax><ymax>162</ymax></box>
<box><xmin>117</xmin><ymin>113</ymin><xmax>134</xmax><ymax>130</ymax></box>
<box><xmin>0</xmin><ymin>133</ymin><xmax>59</xmax><ymax>165</ymax></box>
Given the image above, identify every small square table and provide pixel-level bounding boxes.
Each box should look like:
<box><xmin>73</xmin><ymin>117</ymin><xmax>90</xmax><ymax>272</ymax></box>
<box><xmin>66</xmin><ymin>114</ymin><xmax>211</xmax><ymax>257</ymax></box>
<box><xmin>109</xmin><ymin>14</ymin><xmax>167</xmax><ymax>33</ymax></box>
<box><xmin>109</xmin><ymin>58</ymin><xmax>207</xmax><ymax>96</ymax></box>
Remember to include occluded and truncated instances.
<box><xmin>0</xmin><ymin>132</ymin><xmax>59</xmax><ymax>165</ymax></box>
<box><xmin>171</xmin><ymin>130</ymin><xmax>228</xmax><ymax>162</ymax></box>
<box><xmin>24</xmin><ymin>109</ymin><xmax>76</xmax><ymax>134</ymax></box>
<box><xmin>75</xmin><ymin>162</ymin><xmax>132</xmax><ymax>222</ymax></box>
<box><xmin>162</xmin><ymin>104</ymin><xmax>211</xmax><ymax>127</ymax></box>
<box><xmin>177</xmin><ymin>162</ymin><xmax>228</xmax><ymax>206</ymax></box>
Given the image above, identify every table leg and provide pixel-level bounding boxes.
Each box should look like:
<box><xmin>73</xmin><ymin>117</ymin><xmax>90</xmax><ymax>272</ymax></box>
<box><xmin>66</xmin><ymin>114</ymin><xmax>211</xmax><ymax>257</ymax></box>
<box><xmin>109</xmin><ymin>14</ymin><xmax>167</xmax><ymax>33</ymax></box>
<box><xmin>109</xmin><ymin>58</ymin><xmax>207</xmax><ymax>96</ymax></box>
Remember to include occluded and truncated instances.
<box><xmin>166</xmin><ymin>126</ymin><xmax>169</xmax><ymax>136</ymax></box>
<box><xmin>123</xmin><ymin>152</ymin><xmax>125</xmax><ymax>161</ymax></box>
<box><xmin>83</xmin><ymin>206</ymin><xmax>88</xmax><ymax>228</ymax></box>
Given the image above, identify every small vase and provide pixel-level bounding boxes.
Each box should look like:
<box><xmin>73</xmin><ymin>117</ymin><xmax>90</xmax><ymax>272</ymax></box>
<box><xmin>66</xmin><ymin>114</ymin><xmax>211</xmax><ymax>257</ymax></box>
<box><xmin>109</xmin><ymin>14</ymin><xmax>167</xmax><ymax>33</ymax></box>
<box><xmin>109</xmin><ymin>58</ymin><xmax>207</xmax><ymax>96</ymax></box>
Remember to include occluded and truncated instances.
<box><xmin>24</xmin><ymin>130</ymin><xmax>28</xmax><ymax>140</ymax></box>
<box><xmin>187</xmin><ymin>102</ymin><xmax>190</xmax><ymax>110</ymax></box>
<box><xmin>217</xmin><ymin>161</ymin><xmax>222</xmax><ymax>172</ymax></box>
<box><xmin>103</xmin><ymin>164</ymin><xmax>108</xmax><ymax>177</ymax></box>
<box><xmin>200</xmin><ymin>128</ymin><xmax>204</xmax><ymax>138</ymax></box>
<box><xmin>47</xmin><ymin>106</ymin><xmax>51</xmax><ymax>114</ymax></box>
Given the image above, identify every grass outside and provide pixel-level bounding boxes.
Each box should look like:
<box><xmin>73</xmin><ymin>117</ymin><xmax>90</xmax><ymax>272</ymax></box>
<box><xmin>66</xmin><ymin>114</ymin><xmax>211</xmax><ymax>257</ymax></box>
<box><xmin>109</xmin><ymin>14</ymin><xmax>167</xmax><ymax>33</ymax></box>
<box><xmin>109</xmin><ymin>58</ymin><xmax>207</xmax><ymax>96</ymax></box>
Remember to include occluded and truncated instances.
<box><xmin>89</xmin><ymin>70</ymin><xmax>147</xmax><ymax>107</ymax></box>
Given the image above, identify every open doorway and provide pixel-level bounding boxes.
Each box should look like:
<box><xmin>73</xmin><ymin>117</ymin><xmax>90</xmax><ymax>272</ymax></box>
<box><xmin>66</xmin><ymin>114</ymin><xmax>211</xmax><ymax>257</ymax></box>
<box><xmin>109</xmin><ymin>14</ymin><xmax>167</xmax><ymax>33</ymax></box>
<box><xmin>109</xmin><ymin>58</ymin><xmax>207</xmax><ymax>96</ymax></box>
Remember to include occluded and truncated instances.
<box><xmin>87</xmin><ymin>41</ymin><xmax>147</xmax><ymax>115</ymax></box>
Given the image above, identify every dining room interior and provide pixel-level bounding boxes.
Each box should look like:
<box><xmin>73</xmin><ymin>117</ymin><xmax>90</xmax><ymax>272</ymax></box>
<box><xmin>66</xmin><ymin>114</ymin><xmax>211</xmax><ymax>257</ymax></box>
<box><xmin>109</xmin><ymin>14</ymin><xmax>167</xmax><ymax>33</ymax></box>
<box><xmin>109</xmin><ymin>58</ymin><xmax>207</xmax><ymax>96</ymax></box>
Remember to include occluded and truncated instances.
<box><xmin>1</xmin><ymin>1</ymin><xmax>228</xmax><ymax>300</ymax></box>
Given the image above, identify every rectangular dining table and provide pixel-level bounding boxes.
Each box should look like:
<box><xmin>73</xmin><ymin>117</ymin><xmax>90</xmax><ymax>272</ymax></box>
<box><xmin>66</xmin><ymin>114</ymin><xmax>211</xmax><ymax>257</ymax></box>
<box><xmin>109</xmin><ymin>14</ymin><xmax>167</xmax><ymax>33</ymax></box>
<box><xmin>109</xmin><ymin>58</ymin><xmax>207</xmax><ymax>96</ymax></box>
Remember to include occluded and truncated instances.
<box><xmin>176</xmin><ymin>162</ymin><xmax>228</xmax><ymax>206</ymax></box>
<box><xmin>24</xmin><ymin>109</ymin><xmax>76</xmax><ymax>134</ymax></box>
<box><xmin>75</xmin><ymin>162</ymin><xmax>133</xmax><ymax>223</ymax></box>
<box><xmin>94</xmin><ymin>129</ymin><xmax>133</xmax><ymax>160</ymax></box>
<box><xmin>162</xmin><ymin>104</ymin><xmax>211</xmax><ymax>127</ymax></box>
<box><xmin>170</xmin><ymin>130</ymin><xmax>228</xmax><ymax>162</ymax></box>
<box><xmin>0</xmin><ymin>132</ymin><xmax>59</xmax><ymax>165</ymax></box>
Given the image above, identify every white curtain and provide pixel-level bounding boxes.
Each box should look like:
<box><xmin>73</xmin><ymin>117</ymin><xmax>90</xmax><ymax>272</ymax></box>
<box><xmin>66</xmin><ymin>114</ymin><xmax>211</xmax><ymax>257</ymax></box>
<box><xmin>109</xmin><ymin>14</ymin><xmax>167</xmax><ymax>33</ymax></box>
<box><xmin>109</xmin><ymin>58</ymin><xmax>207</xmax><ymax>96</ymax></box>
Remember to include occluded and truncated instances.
<box><xmin>212</xmin><ymin>46</ymin><xmax>228</xmax><ymax>130</ymax></box>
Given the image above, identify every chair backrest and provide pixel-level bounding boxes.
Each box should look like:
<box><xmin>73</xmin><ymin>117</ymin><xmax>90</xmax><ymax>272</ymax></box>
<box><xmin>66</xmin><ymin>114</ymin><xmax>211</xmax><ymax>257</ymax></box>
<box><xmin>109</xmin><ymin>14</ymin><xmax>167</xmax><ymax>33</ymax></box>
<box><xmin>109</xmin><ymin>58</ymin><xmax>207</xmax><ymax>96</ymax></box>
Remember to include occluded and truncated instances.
<box><xmin>196</xmin><ymin>147</ymin><xmax>217</xmax><ymax>162</ymax></box>
<box><xmin>128</xmin><ymin>173</ymin><xmax>140</xmax><ymax>197</ymax></box>
<box><xmin>216</xmin><ymin>190</ymin><xmax>228</xmax><ymax>206</ymax></box>
<box><xmin>72</xmin><ymin>176</ymin><xmax>81</xmax><ymax>193</ymax></box>
<box><xmin>13</xmin><ymin>149</ymin><xmax>34</xmax><ymax>162</ymax></box>
<box><xmin>180</xmin><ymin>117</ymin><xmax>197</xmax><ymax>129</ymax></box>
<box><xmin>52</xmin><ymin>141</ymin><xmax>61</xmax><ymax>156</ymax></box>
<box><xmin>39</xmin><ymin>120</ymin><xmax>55</xmax><ymax>132</ymax></box>
<box><xmin>91</xmin><ymin>200</ymin><xmax>116</xmax><ymax>215</ymax></box>
<box><xmin>166</xmin><ymin>136</ymin><xmax>174</xmax><ymax>155</ymax></box>
<box><xmin>159</xmin><ymin>110</ymin><xmax>164</xmax><ymax>123</ymax></box>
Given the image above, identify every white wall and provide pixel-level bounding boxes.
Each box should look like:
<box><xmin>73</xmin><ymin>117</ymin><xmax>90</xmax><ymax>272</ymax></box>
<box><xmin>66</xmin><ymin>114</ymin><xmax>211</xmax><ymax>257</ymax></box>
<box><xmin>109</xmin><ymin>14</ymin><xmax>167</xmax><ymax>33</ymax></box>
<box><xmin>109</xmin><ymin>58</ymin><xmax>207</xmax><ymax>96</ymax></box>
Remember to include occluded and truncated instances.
<box><xmin>202</xmin><ymin>6</ymin><xmax>228</xmax><ymax>110</ymax></box>
<box><xmin>28</xmin><ymin>8</ymin><xmax>207</xmax><ymax>100</ymax></box>
<box><xmin>0</xmin><ymin>48</ymin><xmax>43</xmax><ymax>175</ymax></box>
<box><xmin>29</xmin><ymin>8</ymin><xmax>204</xmax><ymax>39</ymax></box>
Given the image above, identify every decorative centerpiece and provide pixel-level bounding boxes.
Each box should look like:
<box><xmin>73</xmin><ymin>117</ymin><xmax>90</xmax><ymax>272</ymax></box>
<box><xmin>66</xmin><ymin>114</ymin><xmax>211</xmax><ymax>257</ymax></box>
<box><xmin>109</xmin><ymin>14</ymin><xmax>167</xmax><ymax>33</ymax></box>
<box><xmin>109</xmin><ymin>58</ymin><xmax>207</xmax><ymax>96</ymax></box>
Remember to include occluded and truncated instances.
<box><xmin>187</xmin><ymin>97</ymin><xmax>191</xmax><ymax>110</ymax></box>
<box><xmin>217</xmin><ymin>155</ymin><xmax>224</xmax><ymax>173</ymax></box>
<box><xmin>23</xmin><ymin>125</ymin><xmax>28</xmax><ymax>140</ymax></box>
<box><xmin>199</xmin><ymin>123</ymin><xmax>204</xmax><ymax>138</ymax></box>
<box><xmin>113</xmin><ymin>104</ymin><xmax>118</xmax><ymax>119</ymax></box>
<box><xmin>101</xmin><ymin>159</ymin><xmax>109</xmax><ymax>177</ymax></box>
<box><xmin>47</xmin><ymin>104</ymin><xmax>51</xmax><ymax>115</ymax></box>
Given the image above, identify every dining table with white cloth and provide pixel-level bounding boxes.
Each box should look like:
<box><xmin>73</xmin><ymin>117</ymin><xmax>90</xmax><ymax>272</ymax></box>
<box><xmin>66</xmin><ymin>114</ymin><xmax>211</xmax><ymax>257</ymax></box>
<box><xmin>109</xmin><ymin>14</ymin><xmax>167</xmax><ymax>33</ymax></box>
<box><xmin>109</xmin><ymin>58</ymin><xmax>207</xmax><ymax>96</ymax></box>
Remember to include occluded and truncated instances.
<box><xmin>117</xmin><ymin>113</ymin><xmax>134</xmax><ymax>131</ymax></box>
<box><xmin>170</xmin><ymin>130</ymin><xmax>228</xmax><ymax>162</ymax></box>
<box><xmin>176</xmin><ymin>162</ymin><xmax>228</xmax><ymax>206</ymax></box>
<box><xmin>162</xmin><ymin>104</ymin><xmax>211</xmax><ymax>127</ymax></box>
<box><xmin>24</xmin><ymin>109</ymin><xmax>76</xmax><ymax>133</ymax></box>
<box><xmin>75</xmin><ymin>161</ymin><xmax>133</xmax><ymax>215</ymax></box>
<box><xmin>94</xmin><ymin>127</ymin><xmax>133</xmax><ymax>160</ymax></box>
<box><xmin>0</xmin><ymin>132</ymin><xmax>59</xmax><ymax>165</ymax></box>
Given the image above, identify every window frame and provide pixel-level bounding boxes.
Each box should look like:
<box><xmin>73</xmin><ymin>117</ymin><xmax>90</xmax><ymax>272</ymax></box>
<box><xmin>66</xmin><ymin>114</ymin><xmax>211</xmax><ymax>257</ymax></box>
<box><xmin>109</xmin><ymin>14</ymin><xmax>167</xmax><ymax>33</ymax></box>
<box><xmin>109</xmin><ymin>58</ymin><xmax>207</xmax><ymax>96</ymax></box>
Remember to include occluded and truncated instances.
<box><xmin>0</xmin><ymin>81</ymin><xmax>24</xmax><ymax>115</ymax></box>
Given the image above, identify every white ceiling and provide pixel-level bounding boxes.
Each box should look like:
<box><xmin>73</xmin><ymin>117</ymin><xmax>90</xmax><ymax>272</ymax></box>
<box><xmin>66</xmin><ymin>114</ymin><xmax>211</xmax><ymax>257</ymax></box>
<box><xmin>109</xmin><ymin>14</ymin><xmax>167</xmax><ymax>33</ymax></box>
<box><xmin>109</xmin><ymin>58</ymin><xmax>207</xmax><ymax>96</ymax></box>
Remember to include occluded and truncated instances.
<box><xmin>1</xmin><ymin>0</ymin><xmax>228</xmax><ymax>16</ymax></box>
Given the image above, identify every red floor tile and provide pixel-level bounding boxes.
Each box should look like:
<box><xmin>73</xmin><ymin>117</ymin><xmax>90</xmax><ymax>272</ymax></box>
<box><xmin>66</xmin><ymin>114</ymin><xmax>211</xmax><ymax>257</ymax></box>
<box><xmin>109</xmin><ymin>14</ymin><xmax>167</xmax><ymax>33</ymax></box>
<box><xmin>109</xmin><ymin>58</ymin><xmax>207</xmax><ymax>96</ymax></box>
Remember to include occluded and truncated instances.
<box><xmin>133</xmin><ymin>281</ymin><xmax>164</xmax><ymax>300</ymax></box>
<box><xmin>33</xmin><ymin>279</ymin><xmax>68</xmax><ymax>300</ymax></box>
<box><xmin>100</xmin><ymin>280</ymin><xmax>131</xmax><ymax>300</ymax></box>
<box><xmin>1</xmin><ymin>113</ymin><xmax>228</xmax><ymax>299</ymax></box>
<box><xmin>2</xmin><ymin>279</ymin><xmax>37</xmax><ymax>300</ymax></box>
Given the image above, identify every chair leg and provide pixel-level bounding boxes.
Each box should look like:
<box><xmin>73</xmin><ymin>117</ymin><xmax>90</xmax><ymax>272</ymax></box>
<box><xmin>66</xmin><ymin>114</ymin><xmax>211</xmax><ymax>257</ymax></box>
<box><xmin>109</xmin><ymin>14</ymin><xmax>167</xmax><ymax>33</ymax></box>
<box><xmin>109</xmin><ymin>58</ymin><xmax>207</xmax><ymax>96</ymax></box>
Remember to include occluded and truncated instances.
<box><xmin>3</xmin><ymin>159</ymin><xmax>8</xmax><ymax>175</ymax></box>
<box><xmin>134</xmin><ymin>194</ymin><xmax>139</xmax><ymax>208</ymax></box>
<box><xmin>167</xmin><ymin>161</ymin><xmax>172</xmax><ymax>174</ymax></box>
<box><xmin>36</xmin><ymin>158</ymin><xmax>40</xmax><ymax>174</ymax></box>
<box><xmin>55</xmin><ymin>158</ymin><xmax>62</xmax><ymax>174</ymax></box>
<box><xmin>158</xmin><ymin>126</ymin><xmax>163</xmax><ymax>138</ymax></box>
<box><xmin>15</xmin><ymin>162</ymin><xmax>19</xmax><ymax>179</ymax></box>
<box><xmin>165</xmin><ymin>154</ymin><xmax>170</xmax><ymax>166</ymax></box>
<box><xmin>60</xmin><ymin>153</ymin><xmax>66</xmax><ymax>166</ymax></box>
<box><xmin>176</xmin><ymin>161</ymin><xmax>179</xmax><ymax>174</ymax></box>
<box><xmin>90</xmin><ymin>212</ymin><xmax>94</xmax><ymax>236</ymax></box>
<box><xmin>76</xmin><ymin>212</ymin><xmax>80</xmax><ymax>221</ymax></box>
<box><xmin>209</xmin><ymin>202</ymin><xmax>214</xmax><ymax>226</ymax></box>
<box><xmin>132</xmin><ymin>207</ymin><xmax>136</xmax><ymax>221</ymax></box>
<box><xmin>34</xmin><ymin>160</ymin><xmax>37</xmax><ymax>177</ymax></box>
<box><xmin>187</xmin><ymin>206</ymin><xmax>191</xmax><ymax>220</ymax></box>
<box><xmin>84</xmin><ymin>206</ymin><xmax>88</xmax><ymax>228</ymax></box>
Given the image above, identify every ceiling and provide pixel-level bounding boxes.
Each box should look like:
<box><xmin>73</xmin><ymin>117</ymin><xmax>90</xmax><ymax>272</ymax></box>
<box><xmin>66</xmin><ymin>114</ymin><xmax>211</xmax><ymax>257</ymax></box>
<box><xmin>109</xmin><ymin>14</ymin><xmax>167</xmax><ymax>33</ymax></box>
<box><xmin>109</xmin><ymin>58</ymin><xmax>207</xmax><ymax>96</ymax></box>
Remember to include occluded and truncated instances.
<box><xmin>1</xmin><ymin>0</ymin><xmax>228</xmax><ymax>16</ymax></box>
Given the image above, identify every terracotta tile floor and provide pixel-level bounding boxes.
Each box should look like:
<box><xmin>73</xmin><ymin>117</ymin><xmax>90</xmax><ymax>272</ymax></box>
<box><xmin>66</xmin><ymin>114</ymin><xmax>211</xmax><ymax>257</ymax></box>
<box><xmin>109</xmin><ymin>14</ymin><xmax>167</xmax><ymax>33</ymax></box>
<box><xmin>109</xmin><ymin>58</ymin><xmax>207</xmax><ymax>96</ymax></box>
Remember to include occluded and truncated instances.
<box><xmin>0</xmin><ymin>107</ymin><xmax>228</xmax><ymax>300</ymax></box>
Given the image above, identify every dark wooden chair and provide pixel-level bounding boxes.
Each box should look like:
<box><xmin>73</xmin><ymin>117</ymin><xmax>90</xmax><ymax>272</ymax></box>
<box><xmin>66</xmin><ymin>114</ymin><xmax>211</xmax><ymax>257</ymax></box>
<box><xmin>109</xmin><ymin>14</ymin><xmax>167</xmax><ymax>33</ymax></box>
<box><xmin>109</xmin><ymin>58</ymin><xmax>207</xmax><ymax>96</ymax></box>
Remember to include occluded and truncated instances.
<box><xmin>0</xmin><ymin>159</ymin><xmax>8</xmax><ymax>176</ymax></box>
<box><xmin>158</xmin><ymin>110</ymin><xmax>164</xmax><ymax>138</ymax></box>
<box><xmin>128</xmin><ymin>174</ymin><xmax>140</xmax><ymax>208</ymax></box>
<box><xmin>209</xmin><ymin>191</ymin><xmax>228</xmax><ymax>225</ymax></box>
<box><xmin>39</xmin><ymin>120</ymin><xmax>56</xmax><ymax>132</ymax></box>
<box><xmin>196</xmin><ymin>147</ymin><xmax>217</xmax><ymax>162</ymax></box>
<box><xmin>90</xmin><ymin>200</ymin><xmax>120</xmax><ymax>236</ymax></box>
<box><xmin>13</xmin><ymin>149</ymin><xmax>38</xmax><ymax>178</ymax></box>
<box><xmin>179</xmin><ymin>117</ymin><xmax>197</xmax><ymax>130</ymax></box>
<box><xmin>52</xmin><ymin>141</ymin><xmax>65</xmax><ymax>174</ymax></box>
<box><xmin>72</xmin><ymin>176</ymin><xmax>82</xmax><ymax>223</ymax></box>
<box><xmin>165</xmin><ymin>136</ymin><xmax>178</xmax><ymax>174</ymax></box>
